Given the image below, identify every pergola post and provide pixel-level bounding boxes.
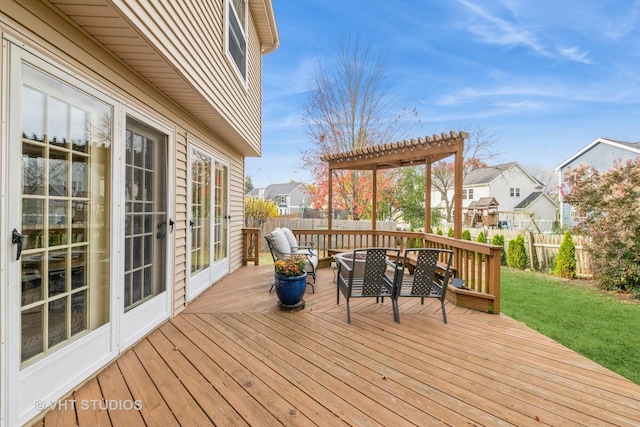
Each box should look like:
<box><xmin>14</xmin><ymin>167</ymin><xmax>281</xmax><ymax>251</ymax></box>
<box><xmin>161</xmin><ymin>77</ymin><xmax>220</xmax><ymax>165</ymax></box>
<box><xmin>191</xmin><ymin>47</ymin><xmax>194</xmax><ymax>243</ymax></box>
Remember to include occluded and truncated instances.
<box><xmin>372</xmin><ymin>165</ymin><xmax>377</xmax><ymax>230</ymax></box>
<box><xmin>425</xmin><ymin>157</ymin><xmax>431</xmax><ymax>232</ymax></box>
<box><xmin>328</xmin><ymin>169</ymin><xmax>333</xmax><ymax>230</ymax></box>
<box><xmin>454</xmin><ymin>140</ymin><xmax>464</xmax><ymax>239</ymax></box>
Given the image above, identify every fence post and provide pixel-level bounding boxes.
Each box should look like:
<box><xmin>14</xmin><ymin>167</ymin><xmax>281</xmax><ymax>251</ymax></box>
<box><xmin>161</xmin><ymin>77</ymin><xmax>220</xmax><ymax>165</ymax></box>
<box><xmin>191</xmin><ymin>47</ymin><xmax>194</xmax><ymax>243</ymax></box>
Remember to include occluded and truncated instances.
<box><xmin>526</xmin><ymin>231</ymin><xmax>537</xmax><ymax>271</ymax></box>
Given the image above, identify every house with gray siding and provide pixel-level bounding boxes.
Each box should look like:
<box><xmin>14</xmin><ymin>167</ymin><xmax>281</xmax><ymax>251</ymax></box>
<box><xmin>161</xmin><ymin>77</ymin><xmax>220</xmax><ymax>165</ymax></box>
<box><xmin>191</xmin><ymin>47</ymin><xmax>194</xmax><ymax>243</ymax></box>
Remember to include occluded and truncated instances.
<box><xmin>556</xmin><ymin>137</ymin><xmax>640</xmax><ymax>228</ymax></box>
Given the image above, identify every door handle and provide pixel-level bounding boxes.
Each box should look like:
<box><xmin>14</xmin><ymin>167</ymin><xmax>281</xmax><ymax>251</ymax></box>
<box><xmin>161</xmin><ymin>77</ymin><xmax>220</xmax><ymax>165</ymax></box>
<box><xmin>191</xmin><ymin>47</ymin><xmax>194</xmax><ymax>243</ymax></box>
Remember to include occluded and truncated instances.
<box><xmin>189</xmin><ymin>219</ymin><xmax>194</xmax><ymax>231</ymax></box>
<box><xmin>169</xmin><ymin>218</ymin><xmax>174</xmax><ymax>233</ymax></box>
<box><xmin>12</xmin><ymin>228</ymin><xmax>24</xmax><ymax>260</ymax></box>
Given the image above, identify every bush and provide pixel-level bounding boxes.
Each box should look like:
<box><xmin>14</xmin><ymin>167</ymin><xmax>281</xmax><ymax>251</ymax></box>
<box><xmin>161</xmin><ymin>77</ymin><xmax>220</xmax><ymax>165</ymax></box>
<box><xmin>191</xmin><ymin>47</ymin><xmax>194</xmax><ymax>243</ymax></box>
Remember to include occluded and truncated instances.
<box><xmin>555</xmin><ymin>231</ymin><xmax>577</xmax><ymax>279</ymax></box>
<box><xmin>492</xmin><ymin>234</ymin><xmax>507</xmax><ymax>265</ymax></box>
<box><xmin>476</xmin><ymin>231</ymin><xmax>487</xmax><ymax>244</ymax></box>
<box><xmin>508</xmin><ymin>234</ymin><xmax>528</xmax><ymax>270</ymax></box>
<box><xmin>562</xmin><ymin>160</ymin><xmax>640</xmax><ymax>292</ymax></box>
<box><xmin>436</xmin><ymin>228</ymin><xmax>443</xmax><ymax>236</ymax></box>
<box><xmin>447</xmin><ymin>227</ymin><xmax>454</xmax><ymax>237</ymax></box>
<box><xmin>462</xmin><ymin>230</ymin><xmax>471</xmax><ymax>240</ymax></box>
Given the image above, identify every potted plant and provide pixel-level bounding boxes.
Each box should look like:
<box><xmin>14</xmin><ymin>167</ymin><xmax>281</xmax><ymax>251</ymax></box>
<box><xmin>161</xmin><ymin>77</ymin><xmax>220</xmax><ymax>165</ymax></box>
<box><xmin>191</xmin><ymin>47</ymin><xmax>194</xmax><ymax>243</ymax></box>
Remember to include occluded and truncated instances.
<box><xmin>274</xmin><ymin>254</ymin><xmax>308</xmax><ymax>308</ymax></box>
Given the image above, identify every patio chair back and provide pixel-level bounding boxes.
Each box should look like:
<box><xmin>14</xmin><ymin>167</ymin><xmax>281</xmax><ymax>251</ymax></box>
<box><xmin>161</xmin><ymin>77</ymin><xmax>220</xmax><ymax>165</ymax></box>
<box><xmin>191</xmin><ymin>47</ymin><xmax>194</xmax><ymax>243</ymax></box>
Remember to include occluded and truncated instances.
<box><xmin>336</xmin><ymin>247</ymin><xmax>401</xmax><ymax>324</ymax></box>
<box><xmin>393</xmin><ymin>248</ymin><xmax>454</xmax><ymax>323</ymax></box>
<box><xmin>265</xmin><ymin>227</ymin><xmax>318</xmax><ymax>292</ymax></box>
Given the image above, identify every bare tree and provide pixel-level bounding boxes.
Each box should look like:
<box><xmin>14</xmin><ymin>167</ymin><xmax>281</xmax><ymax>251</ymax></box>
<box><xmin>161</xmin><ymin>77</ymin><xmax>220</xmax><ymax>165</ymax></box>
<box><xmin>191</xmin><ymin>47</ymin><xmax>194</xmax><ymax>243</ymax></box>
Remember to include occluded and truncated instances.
<box><xmin>431</xmin><ymin>126</ymin><xmax>500</xmax><ymax>222</ymax></box>
<box><xmin>301</xmin><ymin>35</ymin><xmax>414</xmax><ymax>219</ymax></box>
<box><xmin>525</xmin><ymin>164</ymin><xmax>558</xmax><ymax>200</ymax></box>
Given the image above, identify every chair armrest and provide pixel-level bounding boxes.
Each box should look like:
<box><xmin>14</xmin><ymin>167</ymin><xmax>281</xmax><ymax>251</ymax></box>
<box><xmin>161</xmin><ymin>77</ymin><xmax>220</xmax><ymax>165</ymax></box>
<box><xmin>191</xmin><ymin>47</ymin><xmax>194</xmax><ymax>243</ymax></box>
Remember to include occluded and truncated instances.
<box><xmin>336</xmin><ymin>257</ymin><xmax>353</xmax><ymax>273</ymax></box>
<box><xmin>297</xmin><ymin>241</ymin><xmax>316</xmax><ymax>249</ymax></box>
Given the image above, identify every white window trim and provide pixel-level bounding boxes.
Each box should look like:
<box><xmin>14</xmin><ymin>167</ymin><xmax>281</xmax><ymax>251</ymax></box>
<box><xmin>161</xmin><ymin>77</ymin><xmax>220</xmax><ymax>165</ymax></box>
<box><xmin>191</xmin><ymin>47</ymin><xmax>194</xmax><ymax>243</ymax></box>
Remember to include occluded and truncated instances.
<box><xmin>225</xmin><ymin>0</ymin><xmax>248</xmax><ymax>87</ymax></box>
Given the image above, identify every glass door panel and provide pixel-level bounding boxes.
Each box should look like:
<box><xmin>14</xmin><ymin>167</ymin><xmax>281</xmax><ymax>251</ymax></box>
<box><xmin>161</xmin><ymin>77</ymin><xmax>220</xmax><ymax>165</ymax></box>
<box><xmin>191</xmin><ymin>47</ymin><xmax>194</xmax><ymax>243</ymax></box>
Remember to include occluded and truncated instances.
<box><xmin>18</xmin><ymin>63</ymin><xmax>111</xmax><ymax>366</ymax></box>
<box><xmin>123</xmin><ymin>117</ymin><xmax>167</xmax><ymax>312</ymax></box>
<box><xmin>188</xmin><ymin>149</ymin><xmax>228</xmax><ymax>300</ymax></box>
<box><xmin>191</xmin><ymin>150</ymin><xmax>211</xmax><ymax>275</ymax></box>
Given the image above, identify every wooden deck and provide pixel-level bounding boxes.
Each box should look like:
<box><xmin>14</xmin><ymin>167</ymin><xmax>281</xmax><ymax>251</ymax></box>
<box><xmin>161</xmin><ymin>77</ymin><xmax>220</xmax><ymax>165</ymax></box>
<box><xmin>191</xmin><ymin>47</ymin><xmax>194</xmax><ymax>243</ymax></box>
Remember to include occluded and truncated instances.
<box><xmin>34</xmin><ymin>265</ymin><xmax>640</xmax><ymax>426</ymax></box>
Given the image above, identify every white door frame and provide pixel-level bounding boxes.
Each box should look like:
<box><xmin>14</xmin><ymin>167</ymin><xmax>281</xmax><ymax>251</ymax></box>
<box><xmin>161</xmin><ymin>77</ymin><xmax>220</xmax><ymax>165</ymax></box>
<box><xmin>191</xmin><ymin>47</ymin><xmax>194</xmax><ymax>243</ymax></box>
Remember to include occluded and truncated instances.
<box><xmin>187</xmin><ymin>141</ymin><xmax>230</xmax><ymax>301</ymax></box>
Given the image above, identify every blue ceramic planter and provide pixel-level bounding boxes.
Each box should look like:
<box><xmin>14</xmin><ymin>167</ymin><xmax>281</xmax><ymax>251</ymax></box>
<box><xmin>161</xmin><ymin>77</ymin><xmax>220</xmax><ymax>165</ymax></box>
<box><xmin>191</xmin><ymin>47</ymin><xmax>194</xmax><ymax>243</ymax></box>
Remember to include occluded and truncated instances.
<box><xmin>274</xmin><ymin>272</ymin><xmax>307</xmax><ymax>306</ymax></box>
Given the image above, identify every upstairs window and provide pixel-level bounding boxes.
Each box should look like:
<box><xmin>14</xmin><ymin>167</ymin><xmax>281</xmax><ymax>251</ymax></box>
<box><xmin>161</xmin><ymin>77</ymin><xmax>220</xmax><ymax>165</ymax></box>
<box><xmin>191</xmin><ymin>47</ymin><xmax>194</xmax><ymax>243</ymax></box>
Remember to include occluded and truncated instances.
<box><xmin>462</xmin><ymin>189</ymin><xmax>474</xmax><ymax>200</ymax></box>
<box><xmin>227</xmin><ymin>0</ymin><xmax>247</xmax><ymax>82</ymax></box>
<box><xmin>510</xmin><ymin>187</ymin><xmax>520</xmax><ymax>197</ymax></box>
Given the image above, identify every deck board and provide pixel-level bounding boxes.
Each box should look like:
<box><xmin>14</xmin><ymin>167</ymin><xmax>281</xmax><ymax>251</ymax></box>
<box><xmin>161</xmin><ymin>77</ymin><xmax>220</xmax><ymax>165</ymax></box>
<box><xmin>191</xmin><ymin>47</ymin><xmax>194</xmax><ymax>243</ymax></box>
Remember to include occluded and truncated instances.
<box><xmin>33</xmin><ymin>265</ymin><xmax>640</xmax><ymax>426</ymax></box>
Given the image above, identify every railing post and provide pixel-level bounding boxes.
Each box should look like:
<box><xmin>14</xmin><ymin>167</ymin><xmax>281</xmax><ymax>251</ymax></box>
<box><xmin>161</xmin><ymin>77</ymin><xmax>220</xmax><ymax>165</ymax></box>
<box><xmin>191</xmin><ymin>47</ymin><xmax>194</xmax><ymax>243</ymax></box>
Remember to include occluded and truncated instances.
<box><xmin>242</xmin><ymin>228</ymin><xmax>260</xmax><ymax>266</ymax></box>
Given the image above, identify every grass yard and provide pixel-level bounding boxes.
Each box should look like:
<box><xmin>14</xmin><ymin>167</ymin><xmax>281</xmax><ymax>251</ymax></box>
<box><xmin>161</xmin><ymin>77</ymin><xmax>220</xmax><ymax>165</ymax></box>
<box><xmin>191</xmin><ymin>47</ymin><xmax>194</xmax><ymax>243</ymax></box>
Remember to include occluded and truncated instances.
<box><xmin>501</xmin><ymin>267</ymin><xmax>640</xmax><ymax>385</ymax></box>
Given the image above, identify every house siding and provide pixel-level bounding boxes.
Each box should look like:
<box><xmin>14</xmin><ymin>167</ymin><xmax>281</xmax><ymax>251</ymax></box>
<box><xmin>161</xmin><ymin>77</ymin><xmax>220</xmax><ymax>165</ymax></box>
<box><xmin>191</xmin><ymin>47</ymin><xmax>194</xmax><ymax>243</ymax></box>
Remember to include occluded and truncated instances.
<box><xmin>0</xmin><ymin>0</ymin><xmax>274</xmax><ymax>423</ymax></box>
<box><xmin>558</xmin><ymin>139</ymin><xmax>640</xmax><ymax>228</ymax></box>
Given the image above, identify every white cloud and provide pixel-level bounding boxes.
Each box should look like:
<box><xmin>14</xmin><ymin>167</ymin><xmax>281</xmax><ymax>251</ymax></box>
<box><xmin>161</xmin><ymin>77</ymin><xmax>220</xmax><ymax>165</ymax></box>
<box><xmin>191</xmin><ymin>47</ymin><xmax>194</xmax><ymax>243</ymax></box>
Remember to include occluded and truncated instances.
<box><xmin>557</xmin><ymin>46</ymin><xmax>592</xmax><ymax>64</ymax></box>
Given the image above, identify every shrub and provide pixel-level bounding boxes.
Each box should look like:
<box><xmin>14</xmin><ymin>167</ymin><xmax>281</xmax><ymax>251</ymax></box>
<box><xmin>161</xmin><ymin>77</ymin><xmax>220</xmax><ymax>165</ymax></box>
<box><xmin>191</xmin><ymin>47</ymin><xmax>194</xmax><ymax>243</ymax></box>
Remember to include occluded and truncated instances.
<box><xmin>492</xmin><ymin>234</ymin><xmax>507</xmax><ymax>265</ymax></box>
<box><xmin>462</xmin><ymin>229</ymin><xmax>471</xmax><ymax>240</ymax></box>
<box><xmin>555</xmin><ymin>231</ymin><xmax>577</xmax><ymax>279</ymax></box>
<box><xmin>562</xmin><ymin>160</ymin><xmax>640</xmax><ymax>292</ymax></box>
<box><xmin>476</xmin><ymin>231</ymin><xmax>487</xmax><ymax>244</ymax></box>
<box><xmin>508</xmin><ymin>234</ymin><xmax>528</xmax><ymax>270</ymax></box>
<box><xmin>436</xmin><ymin>228</ymin><xmax>443</xmax><ymax>235</ymax></box>
<box><xmin>447</xmin><ymin>227</ymin><xmax>454</xmax><ymax>237</ymax></box>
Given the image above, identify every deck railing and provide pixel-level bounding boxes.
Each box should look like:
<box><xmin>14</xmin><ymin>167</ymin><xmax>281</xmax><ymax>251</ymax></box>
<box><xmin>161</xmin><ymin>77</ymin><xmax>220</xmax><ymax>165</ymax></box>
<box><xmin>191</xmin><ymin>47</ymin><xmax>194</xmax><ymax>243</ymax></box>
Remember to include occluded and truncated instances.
<box><xmin>242</xmin><ymin>227</ymin><xmax>501</xmax><ymax>314</ymax></box>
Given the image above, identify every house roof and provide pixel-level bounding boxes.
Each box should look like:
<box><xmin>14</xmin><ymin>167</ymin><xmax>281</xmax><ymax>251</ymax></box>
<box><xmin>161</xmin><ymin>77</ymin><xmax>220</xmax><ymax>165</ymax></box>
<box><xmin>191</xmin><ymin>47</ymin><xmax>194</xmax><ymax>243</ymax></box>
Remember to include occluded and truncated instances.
<box><xmin>464</xmin><ymin>162</ymin><xmax>542</xmax><ymax>187</ymax></box>
<box><xmin>514</xmin><ymin>191</ymin><xmax>558</xmax><ymax>210</ymax></box>
<box><xmin>468</xmin><ymin>197</ymin><xmax>498</xmax><ymax>209</ymax></box>
<box><xmin>555</xmin><ymin>137</ymin><xmax>640</xmax><ymax>170</ymax></box>
<box><xmin>263</xmin><ymin>183</ymin><xmax>307</xmax><ymax>200</ymax></box>
<box><xmin>515</xmin><ymin>192</ymin><xmax>543</xmax><ymax>209</ymax></box>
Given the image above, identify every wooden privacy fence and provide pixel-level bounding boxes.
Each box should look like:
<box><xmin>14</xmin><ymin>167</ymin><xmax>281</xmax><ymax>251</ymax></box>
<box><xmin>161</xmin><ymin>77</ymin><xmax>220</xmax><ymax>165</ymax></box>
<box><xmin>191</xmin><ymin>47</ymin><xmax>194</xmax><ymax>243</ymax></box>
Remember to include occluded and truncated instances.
<box><xmin>526</xmin><ymin>232</ymin><xmax>592</xmax><ymax>277</ymax></box>
<box><xmin>462</xmin><ymin>229</ymin><xmax>592</xmax><ymax>277</ymax></box>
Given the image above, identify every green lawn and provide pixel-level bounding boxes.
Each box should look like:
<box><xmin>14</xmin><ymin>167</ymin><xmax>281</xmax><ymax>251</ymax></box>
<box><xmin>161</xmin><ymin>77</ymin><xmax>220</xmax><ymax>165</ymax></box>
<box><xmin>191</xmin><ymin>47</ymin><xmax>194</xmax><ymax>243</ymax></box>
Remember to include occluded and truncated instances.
<box><xmin>501</xmin><ymin>267</ymin><xmax>640</xmax><ymax>385</ymax></box>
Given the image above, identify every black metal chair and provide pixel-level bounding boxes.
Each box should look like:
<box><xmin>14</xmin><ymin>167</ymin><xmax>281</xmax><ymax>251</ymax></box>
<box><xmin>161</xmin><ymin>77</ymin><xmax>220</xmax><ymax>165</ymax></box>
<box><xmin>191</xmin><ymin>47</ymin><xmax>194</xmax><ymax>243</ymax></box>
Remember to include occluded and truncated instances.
<box><xmin>393</xmin><ymin>248</ymin><xmax>454</xmax><ymax>324</ymax></box>
<box><xmin>336</xmin><ymin>248</ymin><xmax>401</xmax><ymax>324</ymax></box>
<box><xmin>265</xmin><ymin>227</ymin><xmax>317</xmax><ymax>292</ymax></box>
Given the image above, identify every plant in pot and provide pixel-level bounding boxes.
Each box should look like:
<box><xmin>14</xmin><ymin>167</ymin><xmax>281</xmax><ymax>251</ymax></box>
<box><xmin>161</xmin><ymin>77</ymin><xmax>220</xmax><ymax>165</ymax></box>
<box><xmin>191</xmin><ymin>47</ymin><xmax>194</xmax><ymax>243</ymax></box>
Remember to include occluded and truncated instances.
<box><xmin>274</xmin><ymin>254</ymin><xmax>308</xmax><ymax>309</ymax></box>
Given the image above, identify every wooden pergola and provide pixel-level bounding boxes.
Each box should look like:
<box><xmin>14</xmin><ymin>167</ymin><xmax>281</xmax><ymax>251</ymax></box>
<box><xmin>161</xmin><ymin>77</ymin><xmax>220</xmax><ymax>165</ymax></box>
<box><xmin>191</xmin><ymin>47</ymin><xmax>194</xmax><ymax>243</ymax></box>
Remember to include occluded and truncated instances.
<box><xmin>320</xmin><ymin>130</ymin><xmax>467</xmax><ymax>239</ymax></box>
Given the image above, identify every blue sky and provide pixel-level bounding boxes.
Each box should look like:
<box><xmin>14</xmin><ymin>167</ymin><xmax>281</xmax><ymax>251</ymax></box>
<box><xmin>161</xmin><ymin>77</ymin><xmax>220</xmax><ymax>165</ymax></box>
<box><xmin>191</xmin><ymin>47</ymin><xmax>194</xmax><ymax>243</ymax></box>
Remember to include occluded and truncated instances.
<box><xmin>246</xmin><ymin>0</ymin><xmax>640</xmax><ymax>188</ymax></box>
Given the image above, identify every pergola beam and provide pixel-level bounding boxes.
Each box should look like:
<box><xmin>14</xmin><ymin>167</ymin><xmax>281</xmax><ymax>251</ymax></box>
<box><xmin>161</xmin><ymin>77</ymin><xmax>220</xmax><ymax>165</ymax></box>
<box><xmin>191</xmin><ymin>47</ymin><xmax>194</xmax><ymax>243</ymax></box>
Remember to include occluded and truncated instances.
<box><xmin>321</xmin><ymin>130</ymin><xmax>467</xmax><ymax>236</ymax></box>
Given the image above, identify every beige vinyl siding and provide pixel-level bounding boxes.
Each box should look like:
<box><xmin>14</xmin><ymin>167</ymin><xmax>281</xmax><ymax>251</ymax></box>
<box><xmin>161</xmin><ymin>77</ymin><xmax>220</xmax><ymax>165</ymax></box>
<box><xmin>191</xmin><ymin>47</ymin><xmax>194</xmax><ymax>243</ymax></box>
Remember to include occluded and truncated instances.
<box><xmin>99</xmin><ymin>0</ymin><xmax>264</xmax><ymax>154</ymax></box>
<box><xmin>1</xmin><ymin>0</ymin><xmax>258</xmax><ymax>314</ymax></box>
<box><xmin>173</xmin><ymin>131</ymin><xmax>189</xmax><ymax>315</ymax></box>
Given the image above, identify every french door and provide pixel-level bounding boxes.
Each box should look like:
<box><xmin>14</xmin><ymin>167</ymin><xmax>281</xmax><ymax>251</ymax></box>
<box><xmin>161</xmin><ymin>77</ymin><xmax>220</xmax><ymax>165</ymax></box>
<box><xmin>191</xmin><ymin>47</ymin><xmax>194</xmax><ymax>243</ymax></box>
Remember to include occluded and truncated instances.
<box><xmin>118</xmin><ymin>115</ymin><xmax>171</xmax><ymax>349</ymax></box>
<box><xmin>188</xmin><ymin>146</ymin><xmax>229</xmax><ymax>300</ymax></box>
<box><xmin>5</xmin><ymin>47</ymin><xmax>115</xmax><ymax>426</ymax></box>
<box><xmin>3</xmin><ymin>46</ymin><xmax>172</xmax><ymax>425</ymax></box>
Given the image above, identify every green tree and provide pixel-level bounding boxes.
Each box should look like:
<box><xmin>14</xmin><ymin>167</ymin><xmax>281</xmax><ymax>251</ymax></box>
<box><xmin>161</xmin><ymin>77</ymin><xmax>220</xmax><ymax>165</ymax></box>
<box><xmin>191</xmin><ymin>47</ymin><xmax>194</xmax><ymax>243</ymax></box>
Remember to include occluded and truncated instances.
<box><xmin>555</xmin><ymin>230</ymin><xmax>577</xmax><ymax>279</ymax></box>
<box><xmin>476</xmin><ymin>231</ymin><xmax>487</xmax><ymax>244</ymax></box>
<box><xmin>244</xmin><ymin>176</ymin><xmax>254</xmax><ymax>194</ymax></box>
<box><xmin>508</xmin><ymin>235</ymin><xmax>528</xmax><ymax>270</ymax></box>
<box><xmin>562</xmin><ymin>160</ymin><xmax>640</xmax><ymax>291</ymax></box>
<box><xmin>395</xmin><ymin>166</ymin><xmax>425</xmax><ymax>229</ymax></box>
<box><xmin>491</xmin><ymin>234</ymin><xmax>507</xmax><ymax>265</ymax></box>
<box><xmin>462</xmin><ymin>229</ymin><xmax>471</xmax><ymax>241</ymax></box>
<box><xmin>447</xmin><ymin>227</ymin><xmax>454</xmax><ymax>237</ymax></box>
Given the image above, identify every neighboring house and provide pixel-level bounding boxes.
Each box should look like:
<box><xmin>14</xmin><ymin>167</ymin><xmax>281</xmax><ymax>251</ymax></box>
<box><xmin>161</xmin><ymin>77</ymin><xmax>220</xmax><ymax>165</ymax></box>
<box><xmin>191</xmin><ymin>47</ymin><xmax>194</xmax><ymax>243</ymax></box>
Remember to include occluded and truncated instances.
<box><xmin>0</xmin><ymin>1</ymin><xmax>279</xmax><ymax>425</ymax></box>
<box><xmin>556</xmin><ymin>137</ymin><xmax>640</xmax><ymax>228</ymax></box>
<box><xmin>432</xmin><ymin>162</ymin><xmax>557</xmax><ymax>229</ymax></box>
<box><xmin>250</xmin><ymin>183</ymin><xmax>312</xmax><ymax>216</ymax></box>
<box><xmin>514</xmin><ymin>192</ymin><xmax>558</xmax><ymax>231</ymax></box>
